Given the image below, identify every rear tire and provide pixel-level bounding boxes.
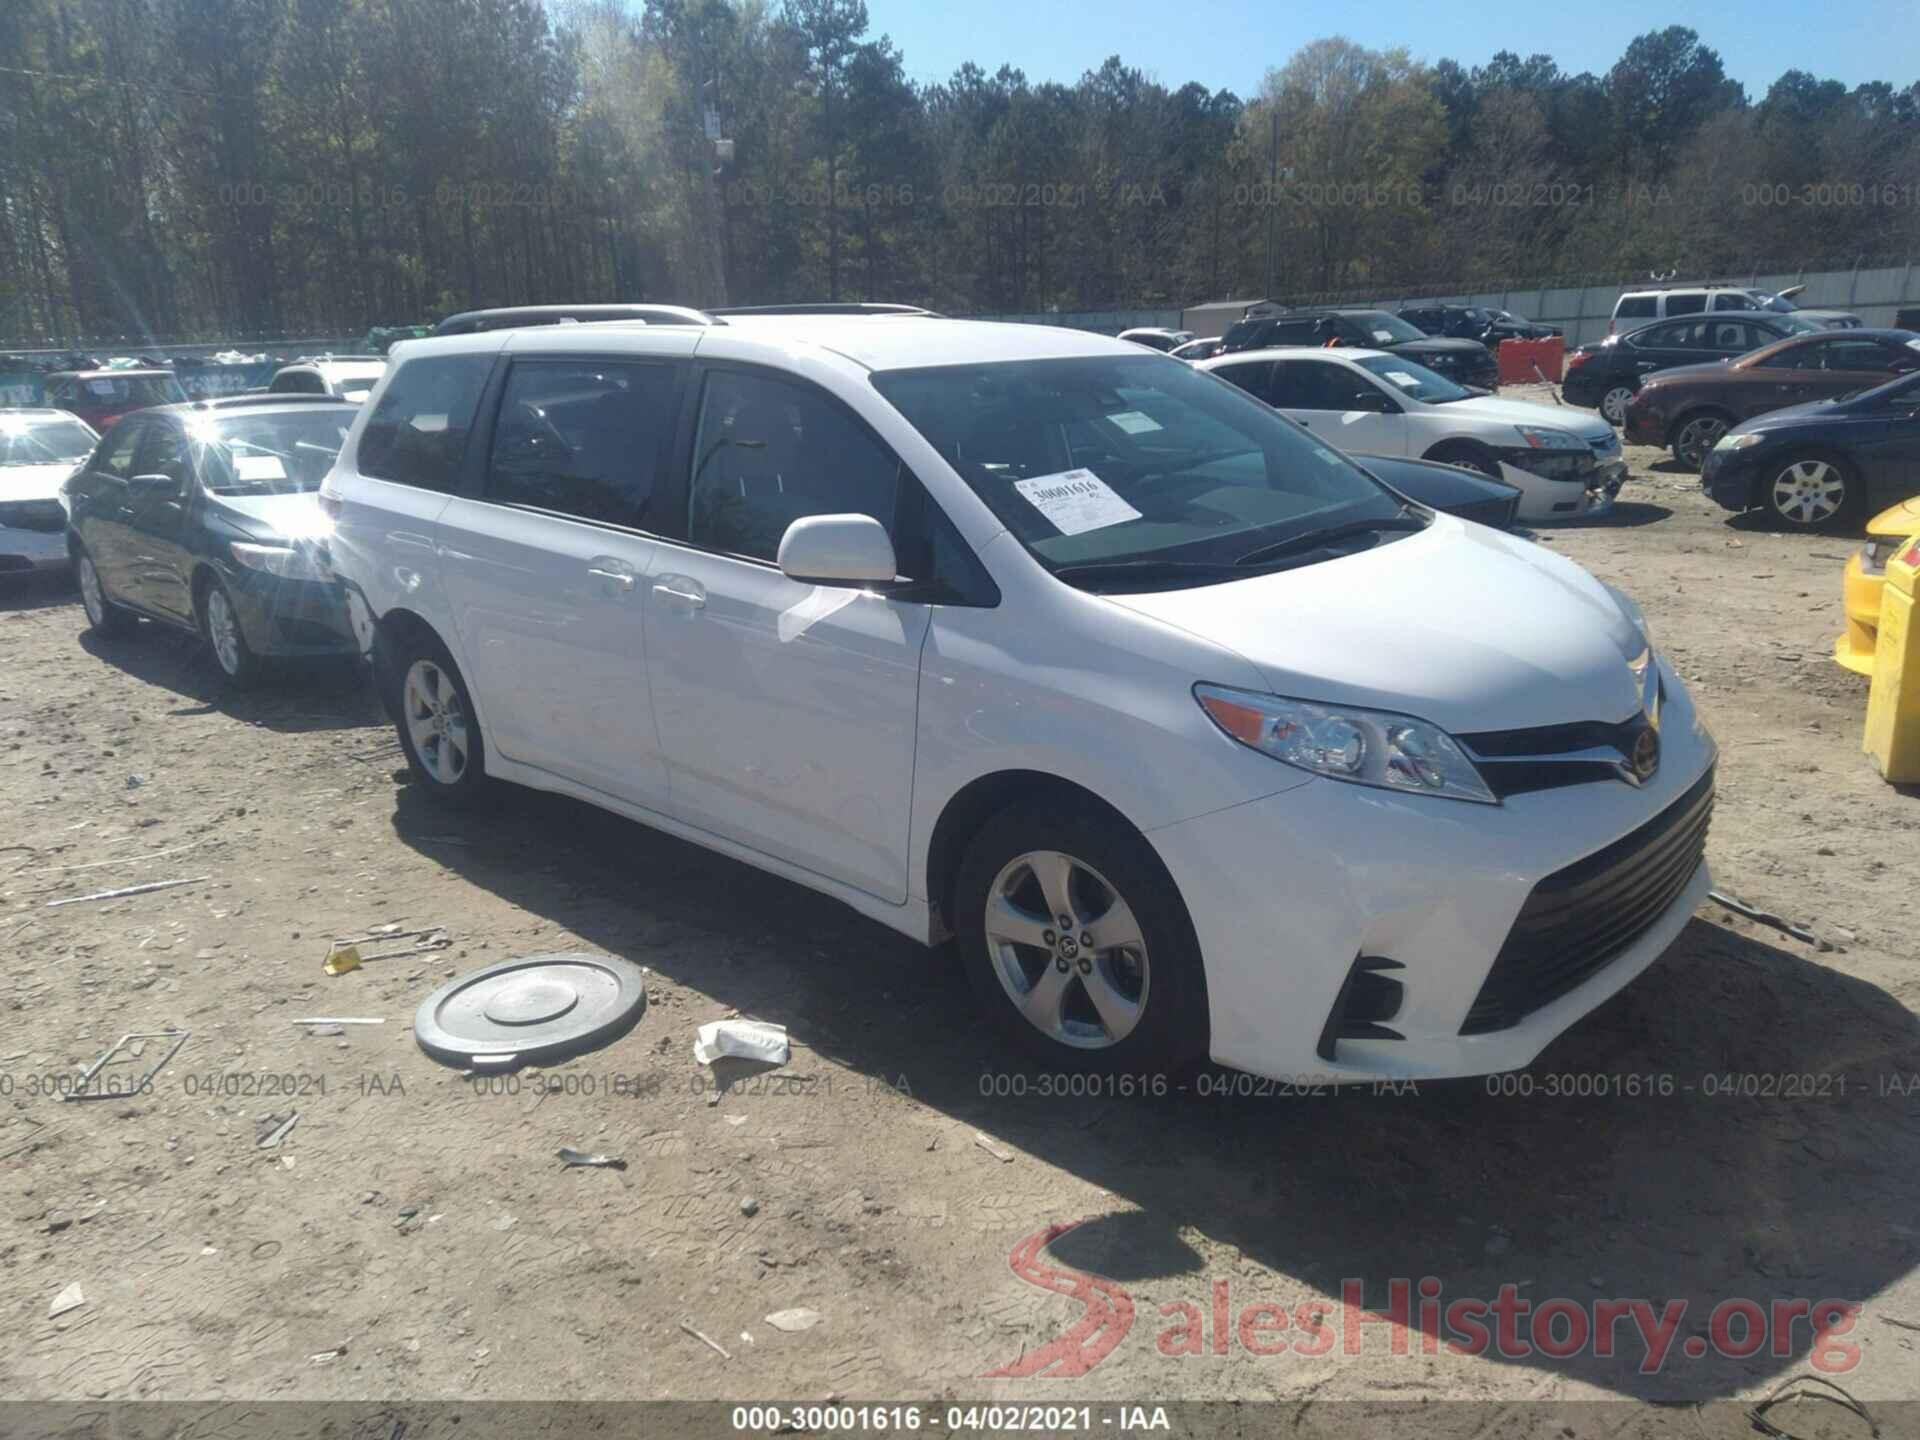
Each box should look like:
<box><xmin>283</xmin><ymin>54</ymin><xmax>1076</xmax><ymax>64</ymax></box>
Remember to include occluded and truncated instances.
<box><xmin>75</xmin><ymin>546</ymin><xmax>137</xmax><ymax>638</ymax></box>
<box><xmin>388</xmin><ymin>631</ymin><xmax>491</xmax><ymax>807</ymax></box>
<box><xmin>1759</xmin><ymin>450</ymin><xmax>1862</xmax><ymax>533</ymax></box>
<box><xmin>1598</xmin><ymin>384</ymin><xmax>1635</xmax><ymax>426</ymax></box>
<box><xmin>954</xmin><ymin>803</ymin><xmax>1208</xmax><ymax>1076</ymax></box>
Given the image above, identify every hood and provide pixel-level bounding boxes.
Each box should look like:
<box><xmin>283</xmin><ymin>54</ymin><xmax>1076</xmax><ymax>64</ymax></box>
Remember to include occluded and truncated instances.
<box><xmin>1104</xmin><ymin>516</ymin><xmax>1646</xmax><ymax>735</ymax></box>
<box><xmin>1727</xmin><ymin>394</ymin><xmax>1858</xmax><ymax>436</ymax></box>
<box><xmin>1638</xmin><ymin>360</ymin><xmax>1733</xmax><ymax>387</ymax></box>
<box><xmin>0</xmin><ymin>460</ymin><xmax>84</xmax><ymax>503</ymax></box>
<box><xmin>212</xmin><ymin>491</ymin><xmax>332</xmax><ymax>542</ymax></box>
<box><xmin>1867</xmin><ymin>494</ymin><xmax>1920</xmax><ymax>538</ymax></box>
<box><xmin>1389</xmin><ymin>337</ymin><xmax>1489</xmax><ymax>357</ymax></box>
<box><xmin>1446</xmin><ymin>394</ymin><xmax>1614</xmax><ymax>442</ymax></box>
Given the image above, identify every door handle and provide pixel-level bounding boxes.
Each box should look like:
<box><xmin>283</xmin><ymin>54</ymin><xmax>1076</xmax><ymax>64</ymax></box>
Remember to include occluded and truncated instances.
<box><xmin>587</xmin><ymin>565</ymin><xmax>636</xmax><ymax>592</ymax></box>
<box><xmin>652</xmin><ymin>579</ymin><xmax>706</xmax><ymax>610</ymax></box>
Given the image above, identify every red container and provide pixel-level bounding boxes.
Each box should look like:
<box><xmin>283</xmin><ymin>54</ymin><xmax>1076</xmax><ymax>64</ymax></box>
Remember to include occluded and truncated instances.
<box><xmin>1496</xmin><ymin>336</ymin><xmax>1565</xmax><ymax>385</ymax></box>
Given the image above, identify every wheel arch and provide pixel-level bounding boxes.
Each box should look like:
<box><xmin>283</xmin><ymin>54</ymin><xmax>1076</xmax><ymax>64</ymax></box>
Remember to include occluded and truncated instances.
<box><xmin>924</xmin><ymin>769</ymin><xmax>1158</xmax><ymax>940</ymax></box>
<box><xmin>370</xmin><ymin>606</ymin><xmax>448</xmax><ymax>722</ymax></box>
<box><xmin>1421</xmin><ymin>436</ymin><xmax>1499</xmax><ymax>473</ymax></box>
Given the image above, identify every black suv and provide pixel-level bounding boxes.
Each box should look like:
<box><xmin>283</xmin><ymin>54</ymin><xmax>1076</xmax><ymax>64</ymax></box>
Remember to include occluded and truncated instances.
<box><xmin>1400</xmin><ymin>303</ymin><xmax>1559</xmax><ymax>345</ymax></box>
<box><xmin>1221</xmin><ymin>308</ymin><xmax>1499</xmax><ymax>389</ymax></box>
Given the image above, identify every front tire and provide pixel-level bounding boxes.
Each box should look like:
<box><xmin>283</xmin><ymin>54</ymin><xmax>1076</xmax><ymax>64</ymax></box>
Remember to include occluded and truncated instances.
<box><xmin>1425</xmin><ymin>441</ymin><xmax>1502</xmax><ymax>480</ymax></box>
<box><xmin>75</xmin><ymin>546</ymin><xmax>137</xmax><ymax>638</ymax></box>
<box><xmin>1670</xmin><ymin>412</ymin><xmax>1731</xmax><ymax>471</ymax></box>
<box><xmin>1760</xmin><ymin>451</ymin><xmax>1861</xmax><ymax>532</ymax></box>
<box><xmin>389</xmin><ymin>633</ymin><xmax>490</xmax><ymax>807</ymax></box>
<box><xmin>954</xmin><ymin>804</ymin><xmax>1208</xmax><ymax>1075</ymax></box>
<box><xmin>199</xmin><ymin>577</ymin><xmax>261</xmax><ymax>688</ymax></box>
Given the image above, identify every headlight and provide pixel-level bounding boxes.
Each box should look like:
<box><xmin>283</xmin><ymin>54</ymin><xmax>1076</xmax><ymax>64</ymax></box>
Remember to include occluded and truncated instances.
<box><xmin>1602</xmin><ymin>581</ymin><xmax>1653</xmax><ymax>652</ymax></box>
<box><xmin>231</xmin><ymin>540</ymin><xmax>329</xmax><ymax>580</ymax></box>
<box><xmin>1194</xmin><ymin>684</ymin><xmax>1497</xmax><ymax>805</ymax></box>
<box><xmin>1715</xmin><ymin>432</ymin><xmax>1763</xmax><ymax>451</ymax></box>
<box><xmin>1513</xmin><ymin>424</ymin><xmax>1585</xmax><ymax>451</ymax></box>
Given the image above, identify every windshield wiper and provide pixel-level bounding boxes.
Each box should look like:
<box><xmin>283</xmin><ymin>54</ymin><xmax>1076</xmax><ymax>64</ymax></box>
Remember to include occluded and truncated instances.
<box><xmin>1051</xmin><ymin>558</ymin><xmax>1250</xmax><ymax>587</ymax></box>
<box><xmin>1232</xmin><ymin>512</ymin><xmax>1425</xmax><ymax>568</ymax></box>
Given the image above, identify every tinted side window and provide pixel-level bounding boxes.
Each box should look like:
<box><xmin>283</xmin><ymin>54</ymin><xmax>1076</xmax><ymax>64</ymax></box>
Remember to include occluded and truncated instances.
<box><xmin>485</xmin><ymin>360</ymin><xmax>679</xmax><ymax>526</ymax></box>
<box><xmin>1210</xmin><ymin>362</ymin><xmax>1273</xmax><ymax>402</ymax></box>
<box><xmin>1665</xmin><ymin>292</ymin><xmax>1707</xmax><ymax>316</ymax></box>
<box><xmin>1705</xmin><ymin>321</ymin><xmax>1758</xmax><ymax>352</ymax></box>
<box><xmin>1755</xmin><ymin>340</ymin><xmax>1818</xmax><ymax>370</ymax></box>
<box><xmin>1823</xmin><ymin>340</ymin><xmax>1906</xmax><ymax>373</ymax></box>
<box><xmin>136</xmin><ymin>423</ymin><xmax>192</xmax><ymax>486</ymax></box>
<box><xmin>687</xmin><ymin>370</ymin><xmax>904</xmax><ymax>564</ymax></box>
<box><xmin>1710</xmin><ymin>293</ymin><xmax>1756</xmax><ymax>311</ymax></box>
<box><xmin>1270</xmin><ymin>360</ymin><xmax>1364</xmax><ymax>409</ymax></box>
<box><xmin>1616</xmin><ymin>296</ymin><xmax>1656</xmax><ymax>320</ymax></box>
<box><xmin>97</xmin><ymin>421</ymin><xmax>144</xmax><ymax>479</ymax></box>
<box><xmin>1632</xmin><ymin>322</ymin><xmax>1690</xmax><ymax>349</ymax></box>
<box><xmin>270</xmin><ymin>370</ymin><xmax>322</xmax><ymax>394</ymax></box>
<box><xmin>357</xmin><ymin>354</ymin><xmax>491</xmax><ymax>491</ymax></box>
<box><xmin>1270</xmin><ymin>319</ymin><xmax>1319</xmax><ymax>344</ymax></box>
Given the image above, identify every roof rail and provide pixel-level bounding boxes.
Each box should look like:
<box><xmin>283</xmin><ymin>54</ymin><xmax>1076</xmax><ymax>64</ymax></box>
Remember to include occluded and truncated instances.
<box><xmin>707</xmin><ymin>303</ymin><xmax>939</xmax><ymax>317</ymax></box>
<box><xmin>187</xmin><ymin>393</ymin><xmax>356</xmax><ymax>410</ymax></box>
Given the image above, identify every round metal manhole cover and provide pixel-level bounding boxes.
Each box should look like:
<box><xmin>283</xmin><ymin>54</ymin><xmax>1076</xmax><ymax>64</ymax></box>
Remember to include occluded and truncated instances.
<box><xmin>414</xmin><ymin>952</ymin><xmax>646</xmax><ymax>1068</ymax></box>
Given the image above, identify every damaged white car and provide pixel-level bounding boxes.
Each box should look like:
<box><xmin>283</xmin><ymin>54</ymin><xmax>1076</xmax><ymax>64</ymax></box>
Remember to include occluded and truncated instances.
<box><xmin>1203</xmin><ymin>347</ymin><xmax>1625</xmax><ymax>521</ymax></box>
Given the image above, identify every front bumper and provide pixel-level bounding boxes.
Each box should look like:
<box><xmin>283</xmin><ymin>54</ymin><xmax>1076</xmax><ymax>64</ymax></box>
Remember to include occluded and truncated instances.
<box><xmin>0</xmin><ymin>524</ymin><xmax>72</xmax><ymax>573</ymax></box>
<box><xmin>1495</xmin><ymin>449</ymin><xmax>1625</xmax><ymax>521</ymax></box>
<box><xmin>1146</xmin><ymin>659</ymin><xmax>1717</xmax><ymax>1083</ymax></box>
<box><xmin>1699</xmin><ymin>446</ymin><xmax>1762</xmax><ymax>513</ymax></box>
<box><xmin>228</xmin><ymin>568</ymin><xmax>358</xmax><ymax>657</ymax></box>
<box><xmin>1835</xmin><ymin>550</ymin><xmax>1884</xmax><ymax>676</ymax></box>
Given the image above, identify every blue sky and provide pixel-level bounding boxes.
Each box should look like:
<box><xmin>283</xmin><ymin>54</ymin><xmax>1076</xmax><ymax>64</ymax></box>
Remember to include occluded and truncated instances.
<box><xmin>867</xmin><ymin>0</ymin><xmax>1920</xmax><ymax>99</ymax></box>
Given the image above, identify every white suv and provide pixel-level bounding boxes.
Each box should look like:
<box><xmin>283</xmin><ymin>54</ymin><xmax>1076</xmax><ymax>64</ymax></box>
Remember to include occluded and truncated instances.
<box><xmin>321</xmin><ymin>316</ymin><xmax>1715</xmax><ymax>1083</ymax></box>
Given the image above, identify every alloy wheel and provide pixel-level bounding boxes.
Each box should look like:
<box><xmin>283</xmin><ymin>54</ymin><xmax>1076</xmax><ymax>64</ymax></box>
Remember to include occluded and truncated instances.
<box><xmin>1770</xmin><ymin>459</ymin><xmax>1848</xmax><ymax>527</ymax></box>
<box><xmin>78</xmin><ymin>556</ymin><xmax>106</xmax><ymax>626</ymax></box>
<box><xmin>1600</xmin><ymin>386</ymin><xmax>1633</xmax><ymax>426</ymax></box>
<box><xmin>404</xmin><ymin>659</ymin><xmax>471</xmax><ymax>786</ymax></box>
<box><xmin>983</xmin><ymin>849</ymin><xmax>1149</xmax><ymax>1050</ymax></box>
<box><xmin>1675</xmin><ymin>415</ymin><xmax>1728</xmax><ymax>468</ymax></box>
<box><xmin>205</xmin><ymin>587</ymin><xmax>243</xmax><ymax>676</ymax></box>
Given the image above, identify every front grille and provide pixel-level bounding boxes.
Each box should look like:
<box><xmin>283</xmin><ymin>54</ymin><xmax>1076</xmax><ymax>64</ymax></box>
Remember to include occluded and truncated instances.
<box><xmin>0</xmin><ymin>499</ymin><xmax>65</xmax><ymax>533</ymax></box>
<box><xmin>1460</xmin><ymin>765</ymin><xmax>1713</xmax><ymax>1035</ymax></box>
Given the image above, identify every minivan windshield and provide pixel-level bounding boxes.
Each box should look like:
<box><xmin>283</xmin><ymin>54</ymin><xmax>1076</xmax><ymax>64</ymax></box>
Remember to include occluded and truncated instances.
<box><xmin>871</xmin><ymin>355</ymin><xmax>1419</xmax><ymax>589</ymax></box>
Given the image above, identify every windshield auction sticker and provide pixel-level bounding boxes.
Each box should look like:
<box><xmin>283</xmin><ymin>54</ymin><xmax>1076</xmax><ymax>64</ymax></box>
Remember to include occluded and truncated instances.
<box><xmin>1014</xmin><ymin>468</ymin><xmax>1143</xmax><ymax>535</ymax></box>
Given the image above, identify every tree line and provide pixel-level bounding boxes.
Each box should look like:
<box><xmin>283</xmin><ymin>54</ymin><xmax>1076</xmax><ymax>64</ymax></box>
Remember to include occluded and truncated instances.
<box><xmin>3</xmin><ymin>0</ymin><xmax>1919</xmax><ymax>346</ymax></box>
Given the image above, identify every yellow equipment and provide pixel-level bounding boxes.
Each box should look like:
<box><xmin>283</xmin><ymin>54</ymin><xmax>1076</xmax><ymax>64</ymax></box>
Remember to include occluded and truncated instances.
<box><xmin>1864</xmin><ymin>534</ymin><xmax>1920</xmax><ymax>783</ymax></box>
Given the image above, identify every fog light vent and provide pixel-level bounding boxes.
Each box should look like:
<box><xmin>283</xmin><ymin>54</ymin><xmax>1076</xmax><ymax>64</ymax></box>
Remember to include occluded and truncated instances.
<box><xmin>1315</xmin><ymin>956</ymin><xmax>1406</xmax><ymax>1063</ymax></box>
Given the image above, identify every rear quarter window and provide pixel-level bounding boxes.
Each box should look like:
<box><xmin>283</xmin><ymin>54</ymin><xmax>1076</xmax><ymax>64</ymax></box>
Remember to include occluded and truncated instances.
<box><xmin>355</xmin><ymin>355</ymin><xmax>492</xmax><ymax>492</ymax></box>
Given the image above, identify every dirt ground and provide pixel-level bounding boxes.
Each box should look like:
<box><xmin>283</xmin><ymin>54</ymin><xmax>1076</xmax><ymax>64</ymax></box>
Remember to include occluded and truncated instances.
<box><xmin>3</xmin><ymin>404</ymin><xmax>1918</xmax><ymax>1429</ymax></box>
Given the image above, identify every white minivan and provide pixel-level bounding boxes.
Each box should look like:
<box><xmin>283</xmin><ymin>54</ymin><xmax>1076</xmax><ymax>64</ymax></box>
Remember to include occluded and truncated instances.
<box><xmin>321</xmin><ymin>316</ymin><xmax>1715</xmax><ymax>1084</ymax></box>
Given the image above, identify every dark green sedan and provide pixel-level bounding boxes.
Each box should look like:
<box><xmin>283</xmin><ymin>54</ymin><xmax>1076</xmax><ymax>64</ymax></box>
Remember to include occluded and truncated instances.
<box><xmin>64</xmin><ymin>395</ymin><xmax>361</xmax><ymax>686</ymax></box>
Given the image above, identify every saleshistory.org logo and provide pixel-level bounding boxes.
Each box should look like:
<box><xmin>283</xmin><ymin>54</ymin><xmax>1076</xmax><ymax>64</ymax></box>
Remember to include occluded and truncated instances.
<box><xmin>984</xmin><ymin>1222</ymin><xmax>1862</xmax><ymax>1378</ymax></box>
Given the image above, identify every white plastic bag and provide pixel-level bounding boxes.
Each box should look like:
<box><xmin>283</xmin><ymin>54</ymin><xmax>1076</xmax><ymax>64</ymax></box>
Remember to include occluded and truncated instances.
<box><xmin>693</xmin><ymin>1019</ymin><xmax>790</xmax><ymax>1067</ymax></box>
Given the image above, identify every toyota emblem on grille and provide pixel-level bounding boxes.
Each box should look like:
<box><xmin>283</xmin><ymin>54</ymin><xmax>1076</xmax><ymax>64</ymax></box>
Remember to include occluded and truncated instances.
<box><xmin>1620</xmin><ymin>725</ymin><xmax>1661</xmax><ymax>785</ymax></box>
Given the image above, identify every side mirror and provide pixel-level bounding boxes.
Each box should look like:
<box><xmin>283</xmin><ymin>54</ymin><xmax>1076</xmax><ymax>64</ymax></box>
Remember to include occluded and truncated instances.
<box><xmin>777</xmin><ymin>513</ymin><xmax>897</xmax><ymax>586</ymax></box>
<box><xmin>129</xmin><ymin>472</ymin><xmax>183</xmax><ymax>498</ymax></box>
